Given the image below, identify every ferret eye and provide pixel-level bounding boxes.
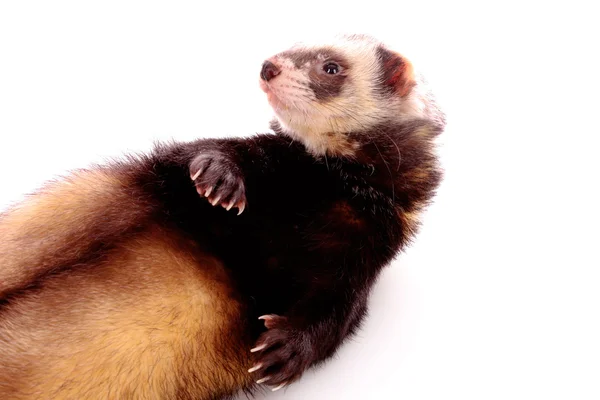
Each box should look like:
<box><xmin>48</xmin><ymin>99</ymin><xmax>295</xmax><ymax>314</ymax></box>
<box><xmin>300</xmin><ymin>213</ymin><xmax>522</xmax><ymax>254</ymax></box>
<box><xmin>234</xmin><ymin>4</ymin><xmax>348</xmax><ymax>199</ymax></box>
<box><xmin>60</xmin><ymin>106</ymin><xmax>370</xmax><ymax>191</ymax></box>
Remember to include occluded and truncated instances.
<box><xmin>323</xmin><ymin>62</ymin><xmax>340</xmax><ymax>75</ymax></box>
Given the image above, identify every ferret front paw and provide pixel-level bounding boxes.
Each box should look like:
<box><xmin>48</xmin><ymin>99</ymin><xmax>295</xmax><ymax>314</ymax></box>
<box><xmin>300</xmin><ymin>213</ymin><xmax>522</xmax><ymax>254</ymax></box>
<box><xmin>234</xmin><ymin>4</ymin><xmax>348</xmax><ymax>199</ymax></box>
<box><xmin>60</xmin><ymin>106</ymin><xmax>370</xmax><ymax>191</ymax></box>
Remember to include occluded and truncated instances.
<box><xmin>248</xmin><ymin>314</ymin><xmax>313</xmax><ymax>392</ymax></box>
<box><xmin>189</xmin><ymin>151</ymin><xmax>246</xmax><ymax>214</ymax></box>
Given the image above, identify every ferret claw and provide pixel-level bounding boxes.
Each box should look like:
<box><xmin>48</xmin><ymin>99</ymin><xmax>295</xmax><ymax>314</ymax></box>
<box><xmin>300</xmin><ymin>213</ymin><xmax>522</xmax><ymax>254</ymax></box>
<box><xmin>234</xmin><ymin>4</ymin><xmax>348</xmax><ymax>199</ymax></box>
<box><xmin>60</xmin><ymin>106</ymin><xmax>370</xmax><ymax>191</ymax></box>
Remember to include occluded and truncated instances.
<box><xmin>258</xmin><ymin>315</ymin><xmax>273</xmax><ymax>327</ymax></box>
<box><xmin>237</xmin><ymin>202</ymin><xmax>245</xmax><ymax>215</ymax></box>
<box><xmin>256</xmin><ymin>376</ymin><xmax>271</xmax><ymax>384</ymax></box>
<box><xmin>248</xmin><ymin>363</ymin><xmax>263</xmax><ymax>373</ymax></box>
<box><xmin>258</xmin><ymin>314</ymin><xmax>280</xmax><ymax>329</ymax></box>
<box><xmin>271</xmin><ymin>383</ymin><xmax>287</xmax><ymax>392</ymax></box>
<box><xmin>250</xmin><ymin>343</ymin><xmax>267</xmax><ymax>353</ymax></box>
<box><xmin>189</xmin><ymin>154</ymin><xmax>246</xmax><ymax>212</ymax></box>
<box><xmin>191</xmin><ymin>169</ymin><xmax>202</xmax><ymax>181</ymax></box>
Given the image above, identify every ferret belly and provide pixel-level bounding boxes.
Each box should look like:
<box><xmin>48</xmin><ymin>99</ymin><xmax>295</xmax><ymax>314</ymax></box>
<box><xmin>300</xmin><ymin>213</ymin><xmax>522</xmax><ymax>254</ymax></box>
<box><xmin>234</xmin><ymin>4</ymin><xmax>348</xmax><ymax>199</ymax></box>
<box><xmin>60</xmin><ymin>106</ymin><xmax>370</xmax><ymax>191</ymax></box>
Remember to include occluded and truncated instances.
<box><xmin>0</xmin><ymin>224</ymin><xmax>253</xmax><ymax>400</ymax></box>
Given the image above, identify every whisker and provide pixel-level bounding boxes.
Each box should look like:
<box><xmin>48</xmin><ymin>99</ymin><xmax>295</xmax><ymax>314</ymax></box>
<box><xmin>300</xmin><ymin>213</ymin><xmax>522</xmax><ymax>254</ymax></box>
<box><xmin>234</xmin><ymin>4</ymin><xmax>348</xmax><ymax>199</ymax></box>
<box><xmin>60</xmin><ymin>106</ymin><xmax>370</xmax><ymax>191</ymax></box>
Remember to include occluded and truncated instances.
<box><xmin>280</xmin><ymin>83</ymin><xmax>312</xmax><ymax>92</ymax></box>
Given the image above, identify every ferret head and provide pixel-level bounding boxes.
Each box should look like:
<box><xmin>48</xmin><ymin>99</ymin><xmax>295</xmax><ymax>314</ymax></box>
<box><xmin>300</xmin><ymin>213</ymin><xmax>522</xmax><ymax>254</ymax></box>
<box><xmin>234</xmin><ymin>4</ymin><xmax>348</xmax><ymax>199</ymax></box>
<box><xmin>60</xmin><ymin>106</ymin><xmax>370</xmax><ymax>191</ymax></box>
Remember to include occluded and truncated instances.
<box><xmin>259</xmin><ymin>34</ymin><xmax>439</xmax><ymax>157</ymax></box>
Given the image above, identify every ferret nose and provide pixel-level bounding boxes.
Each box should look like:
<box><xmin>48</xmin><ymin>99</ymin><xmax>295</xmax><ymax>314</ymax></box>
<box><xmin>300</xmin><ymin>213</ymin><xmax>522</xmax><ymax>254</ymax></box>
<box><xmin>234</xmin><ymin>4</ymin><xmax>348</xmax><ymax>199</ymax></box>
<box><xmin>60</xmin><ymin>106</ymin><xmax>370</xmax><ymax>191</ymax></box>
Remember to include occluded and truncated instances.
<box><xmin>260</xmin><ymin>60</ymin><xmax>281</xmax><ymax>82</ymax></box>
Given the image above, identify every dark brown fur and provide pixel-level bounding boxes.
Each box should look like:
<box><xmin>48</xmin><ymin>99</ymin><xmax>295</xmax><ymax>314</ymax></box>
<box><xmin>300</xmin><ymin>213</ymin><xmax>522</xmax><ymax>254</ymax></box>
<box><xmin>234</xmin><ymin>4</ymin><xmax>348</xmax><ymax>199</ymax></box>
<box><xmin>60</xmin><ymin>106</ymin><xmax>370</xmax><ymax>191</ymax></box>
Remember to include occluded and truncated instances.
<box><xmin>278</xmin><ymin>48</ymin><xmax>346</xmax><ymax>69</ymax></box>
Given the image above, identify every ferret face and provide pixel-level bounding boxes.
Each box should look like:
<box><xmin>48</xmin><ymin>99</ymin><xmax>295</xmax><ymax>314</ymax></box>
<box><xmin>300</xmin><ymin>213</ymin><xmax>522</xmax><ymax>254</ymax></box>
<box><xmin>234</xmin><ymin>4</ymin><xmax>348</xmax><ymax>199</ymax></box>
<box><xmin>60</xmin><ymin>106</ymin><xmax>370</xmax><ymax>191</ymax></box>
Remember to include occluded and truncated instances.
<box><xmin>259</xmin><ymin>35</ymin><xmax>422</xmax><ymax>157</ymax></box>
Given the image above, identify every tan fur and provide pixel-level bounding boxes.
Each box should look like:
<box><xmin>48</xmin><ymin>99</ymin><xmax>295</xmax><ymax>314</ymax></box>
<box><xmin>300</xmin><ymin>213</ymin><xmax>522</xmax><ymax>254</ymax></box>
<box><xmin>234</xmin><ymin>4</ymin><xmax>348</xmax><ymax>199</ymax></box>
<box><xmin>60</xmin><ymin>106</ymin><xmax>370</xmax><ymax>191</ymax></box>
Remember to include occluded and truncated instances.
<box><xmin>397</xmin><ymin>206</ymin><xmax>422</xmax><ymax>238</ymax></box>
<box><xmin>0</xmin><ymin>168</ymin><xmax>151</xmax><ymax>296</ymax></box>
<box><xmin>0</xmin><ymin>168</ymin><xmax>253</xmax><ymax>399</ymax></box>
<box><xmin>0</xmin><ymin>223</ymin><xmax>253</xmax><ymax>399</ymax></box>
<box><xmin>296</xmin><ymin>128</ymin><xmax>359</xmax><ymax>158</ymax></box>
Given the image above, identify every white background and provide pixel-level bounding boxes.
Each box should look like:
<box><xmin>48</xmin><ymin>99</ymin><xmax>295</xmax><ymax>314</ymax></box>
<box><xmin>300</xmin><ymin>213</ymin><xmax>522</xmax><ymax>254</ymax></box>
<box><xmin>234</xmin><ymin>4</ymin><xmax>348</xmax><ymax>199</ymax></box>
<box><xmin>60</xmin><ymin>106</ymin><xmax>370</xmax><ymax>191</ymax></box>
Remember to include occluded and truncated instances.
<box><xmin>1</xmin><ymin>1</ymin><xmax>599</xmax><ymax>399</ymax></box>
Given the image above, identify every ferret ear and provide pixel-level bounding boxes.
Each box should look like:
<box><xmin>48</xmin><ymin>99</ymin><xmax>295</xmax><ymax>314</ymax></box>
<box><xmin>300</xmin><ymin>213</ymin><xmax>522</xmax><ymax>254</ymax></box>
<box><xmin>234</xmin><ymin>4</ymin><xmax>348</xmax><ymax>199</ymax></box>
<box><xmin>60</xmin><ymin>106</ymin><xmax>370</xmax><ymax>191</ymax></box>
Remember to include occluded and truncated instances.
<box><xmin>377</xmin><ymin>46</ymin><xmax>415</xmax><ymax>98</ymax></box>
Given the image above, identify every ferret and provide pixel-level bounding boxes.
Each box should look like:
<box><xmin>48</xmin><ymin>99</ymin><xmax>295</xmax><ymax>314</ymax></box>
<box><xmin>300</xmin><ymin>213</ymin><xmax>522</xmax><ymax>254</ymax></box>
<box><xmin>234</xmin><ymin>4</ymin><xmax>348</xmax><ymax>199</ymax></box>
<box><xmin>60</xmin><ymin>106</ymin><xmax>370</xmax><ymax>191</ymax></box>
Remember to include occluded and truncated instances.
<box><xmin>0</xmin><ymin>34</ymin><xmax>445</xmax><ymax>399</ymax></box>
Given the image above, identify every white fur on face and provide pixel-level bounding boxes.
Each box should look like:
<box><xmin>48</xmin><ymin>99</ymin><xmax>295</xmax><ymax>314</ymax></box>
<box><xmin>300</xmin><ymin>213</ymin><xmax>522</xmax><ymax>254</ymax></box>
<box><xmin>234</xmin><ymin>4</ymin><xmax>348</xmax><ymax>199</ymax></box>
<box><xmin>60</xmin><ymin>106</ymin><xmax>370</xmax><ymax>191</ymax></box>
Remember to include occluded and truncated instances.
<box><xmin>260</xmin><ymin>35</ymin><xmax>433</xmax><ymax>157</ymax></box>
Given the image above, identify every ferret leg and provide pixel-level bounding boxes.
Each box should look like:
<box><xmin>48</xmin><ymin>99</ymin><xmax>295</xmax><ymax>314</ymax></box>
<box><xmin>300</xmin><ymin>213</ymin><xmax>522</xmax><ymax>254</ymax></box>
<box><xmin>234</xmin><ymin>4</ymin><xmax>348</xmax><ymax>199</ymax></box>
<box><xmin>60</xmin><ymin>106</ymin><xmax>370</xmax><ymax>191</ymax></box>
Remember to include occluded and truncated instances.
<box><xmin>247</xmin><ymin>281</ymin><xmax>370</xmax><ymax>390</ymax></box>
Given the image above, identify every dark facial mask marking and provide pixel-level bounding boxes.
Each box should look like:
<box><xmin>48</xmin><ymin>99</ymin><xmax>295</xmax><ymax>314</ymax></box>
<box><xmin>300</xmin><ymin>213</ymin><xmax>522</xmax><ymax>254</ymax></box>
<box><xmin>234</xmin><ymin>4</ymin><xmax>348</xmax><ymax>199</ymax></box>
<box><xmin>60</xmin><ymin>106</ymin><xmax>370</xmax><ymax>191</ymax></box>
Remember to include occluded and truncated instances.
<box><xmin>308</xmin><ymin>72</ymin><xmax>347</xmax><ymax>101</ymax></box>
<box><xmin>275</xmin><ymin>47</ymin><xmax>350</xmax><ymax>101</ymax></box>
